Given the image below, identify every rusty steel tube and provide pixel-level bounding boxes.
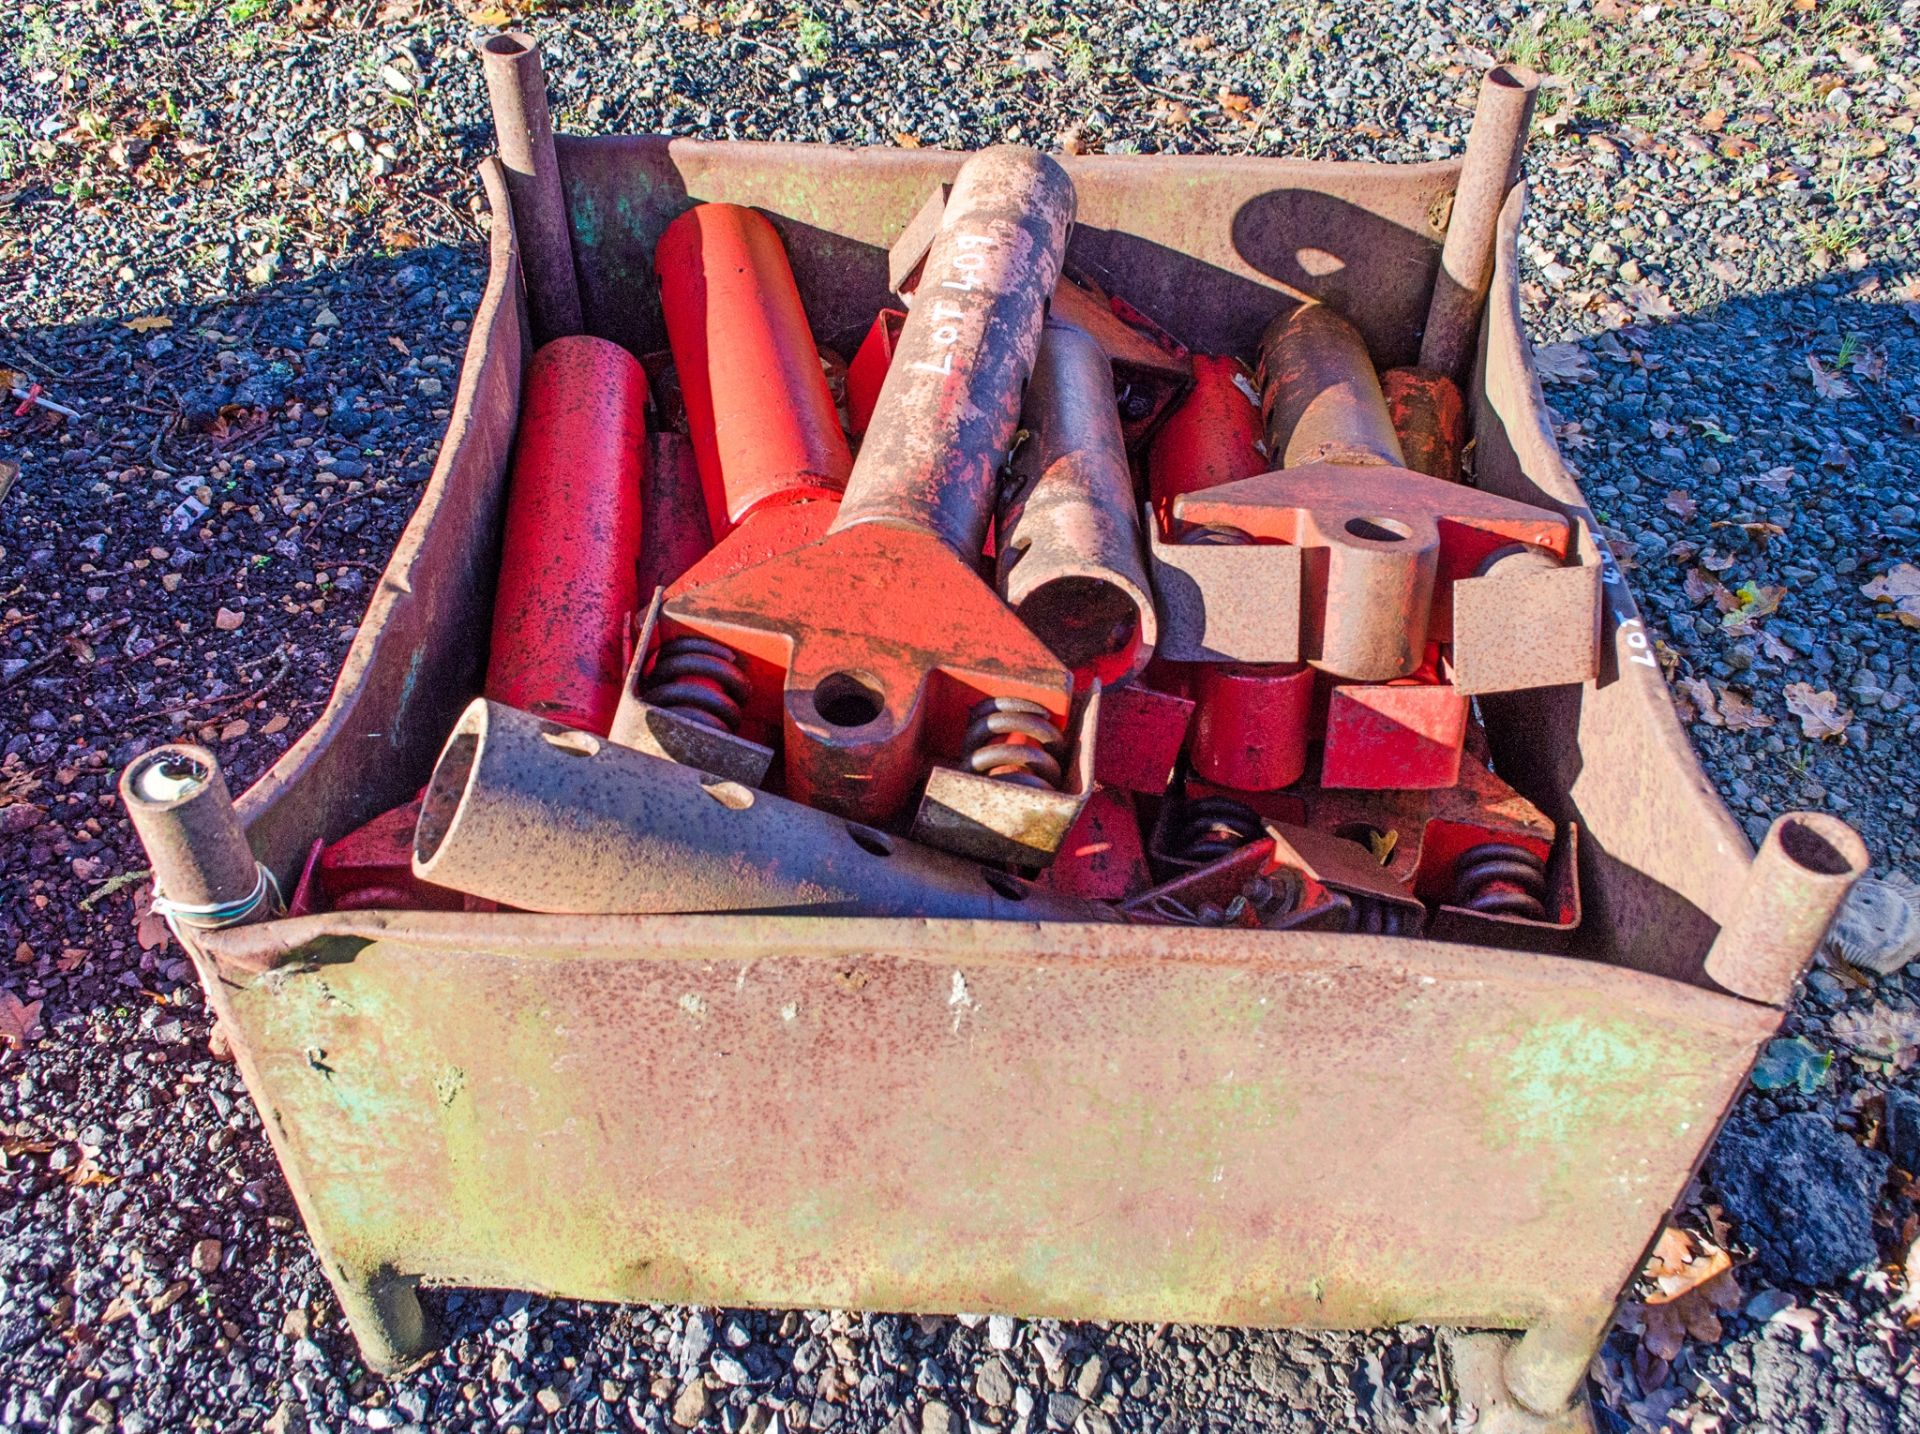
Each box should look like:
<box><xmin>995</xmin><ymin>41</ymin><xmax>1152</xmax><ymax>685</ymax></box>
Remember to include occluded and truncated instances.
<box><xmin>1382</xmin><ymin>367</ymin><xmax>1468</xmax><ymax>484</ymax></box>
<box><xmin>1146</xmin><ymin>354</ymin><xmax>1267</xmax><ymax>525</ymax></box>
<box><xmin>1419</xmin><ymin>65</ymin><xmax>1540</xmax><ymax>380</ymax></box>
<box><xmin>121</xmin><ymin>746</ymin><xmax>282</xmax><ymax>932</ymax></box>
<box><xmin>414</xmin><ymin>700</ymin><xmax>1116</xmax><ymax>922</ymax></box>
<box><xmin>1704</xmin><ymin>812</ymin><xmax>1869</xmax><ymax>1005</ymax></box>
<box><xmin>477</xmin><ymin>33</ymin><xmax>583</xmax><ymax>344</ymax></box>
<box><xmin>484</xmin><ymin>336</ymin><xmax>648</xmax><ymax>736</ymax></box>
<box><xmin>655</xmin><ymin>203</ymin><xmax>853</xmax><ymax>540</ymax></box>
<box><xmin>831</xmin><ymin>146</ymin><xmax>1075</xmax><ymax>559</ymax></box>
<box><xmin>997</xmin><ymin>322</ymin><xmax>1157</xmax><ymax>686</ymax></box>
<box><xmin>1258</xmin><ymin>304</ymin><xmax>1406</xmax><ymax>471</ymax></box>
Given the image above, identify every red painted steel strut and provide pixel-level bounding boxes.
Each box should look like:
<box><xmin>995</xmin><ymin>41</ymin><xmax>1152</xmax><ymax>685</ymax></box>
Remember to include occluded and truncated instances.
<box><xmin>647</xmin><ymin>205</ymin><xmax>854</xmax><ymax>746</ymax></box>
<box><xmin>1145</xmin><ymin>355</ymin><xmax>1267</xmax><ymax>530</ymax></box>
<box><xmin>484</xmin><ymin>335</ymin><xmax>648</xmax><ymax>735</ymax></box>
<box><xmin>664</xmin><ymin>147</ymin><xmax>1076</xmax><ymax>822</ymax></box>
<box><xmin>655</xmin><ymin>203</ymin><xmax>853</xmax><ymax>540</ymax></box>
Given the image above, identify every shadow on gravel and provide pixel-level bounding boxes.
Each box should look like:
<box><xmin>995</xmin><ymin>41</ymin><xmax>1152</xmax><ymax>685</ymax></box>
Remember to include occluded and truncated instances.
<box><xmin>0</xmin><ymin>241</ymin><xmax>486</xmax><ymax>996</ymax></box>
<box><xmin>1534</xmin><ymin>274</ymin><xmax>1916</xmax><ymax>868</ymax></box>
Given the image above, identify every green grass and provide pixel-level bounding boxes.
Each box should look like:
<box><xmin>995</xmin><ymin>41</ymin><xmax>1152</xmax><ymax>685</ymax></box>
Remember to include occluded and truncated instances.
<box><xmin>795</xmin><ymin>7</ymin><xmax>831</xmax><ymax>62</ymax></box>
<box><xmin>1829</xmin><ymin>164</ymin><xmax>1870</xmax><ymax>208</ymax></box>
<box><xmin>1581</xmin><ymin>90</ymin><xmax>1628</xmax><ymax>123</ymax></box>
<box><xmin>1261</xmin><ymin>7</ymin><xmax>1319</xmax><ymax>107</ymax></box>
<box><xmin>1504</xmin><ymin>17</ymin><xmax>1546</xmax><ymax>70</ymax></box>
<box><xmin>1798</xmin><ymin>216</ymin><xmax>1864</xmax><ymax>257</ymax></box>
<box><xmin>225</xmin><ymin>0</ymin><xmax>274</xmax><ymax>23</ymax></box>
<box><xmin>1744</xmin><ymin>0</ymin><xmax>1792</xmax><ymax>40</ymax></box>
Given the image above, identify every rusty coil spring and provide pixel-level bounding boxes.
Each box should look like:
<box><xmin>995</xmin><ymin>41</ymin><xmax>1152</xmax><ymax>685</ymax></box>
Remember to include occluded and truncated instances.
<box><xmin>1342</xmin><ymin>891</ymin><xmax>1417</xmax><ymax>936</ymax></box>
<box><xmin>1177</xmin><ymin>524</ymin><xmax>1254</xmax><ymax>546</ymax></box>
<box><xmin>963</xmin><ymin>696</ymin><xmax>1066</xmax><ymax>790</ymax></box>
<box><xmin>1451</xmin><ymin>841</ymin><xmax>1549</xmax><ymax>920</ymax></box>
<box><xmin>1168</xmin><ymin>795</ymin><xmax>1265</xmax><ymax>864</ymax></box>
<box><xmin>641</xmin><ymin>636</ymin><xmax>749</xmax><ymax>733</ymax></box>
<box><xmin>1151</xmin><ymin>867</ymin><xmax>1304</xmax><ymax>928</ymax></box>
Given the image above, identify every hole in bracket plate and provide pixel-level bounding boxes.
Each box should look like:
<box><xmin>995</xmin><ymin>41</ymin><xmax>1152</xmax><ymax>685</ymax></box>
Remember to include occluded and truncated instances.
<box><xmin>1344</xmin><ymin>516</ymin><xmax>1413</xmax><ymax>543</ymax></box>
<box><xmin>814</xmin><ymin>671</ymin><xmax>886</xmax><ymax>728</ymax></box>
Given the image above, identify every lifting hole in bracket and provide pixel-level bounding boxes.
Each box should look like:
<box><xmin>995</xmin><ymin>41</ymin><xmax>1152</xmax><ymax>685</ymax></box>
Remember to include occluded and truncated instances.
<box><xmin>1344</xmin><ymin>517</ymin><xmax>1413</xmax><ymax>543</ymax></box>
<box><xmin>813</xmin><ymin>671</ymin><xmax>886</xmax><ymax>729</ymax></box>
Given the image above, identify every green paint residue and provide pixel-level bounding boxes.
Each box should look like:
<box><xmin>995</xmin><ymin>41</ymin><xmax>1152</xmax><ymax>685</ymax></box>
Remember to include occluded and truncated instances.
<box><xmin>390</xmin><ymin>647</ymin><xmax>425</xmax><ymax>750</ymax></box>
<box><xmin>1472</xmin><ymin>1015</ymin><xmax>1681</xmax><ymax>1150</ymax></box>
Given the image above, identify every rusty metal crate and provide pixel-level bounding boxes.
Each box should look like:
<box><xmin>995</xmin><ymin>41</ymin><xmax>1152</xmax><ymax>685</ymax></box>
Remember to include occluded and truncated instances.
<box><xmin>177</xmin><ymin>126</ymin><xmax>1865</xmax><ymax>1428</ymax></box>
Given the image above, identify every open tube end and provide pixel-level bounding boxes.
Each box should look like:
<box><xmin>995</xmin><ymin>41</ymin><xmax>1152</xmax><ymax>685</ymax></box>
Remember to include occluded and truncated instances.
<box><xmin>476</xmin><ymin>30</ymin><xmax>538</xmax><ymax>64</ymax></box>
<box><xmin>1770</xmin><ymin>811</ymin><xmax>1869</xmax><ymax>881</ymax></box>
<box><xmin>1484</xmin><ymin>64</ymin><xmax>1541</xmax><ymax>96</ymax></box>
<box><xmin>414</xmin><ymin>700</ymin><xmax>491</xmax><ymax>874</ymax></box>
<box><xmin>122</xmin><ymin>745</ymin><xmax>220</xmax><ymax>811</ymax></box>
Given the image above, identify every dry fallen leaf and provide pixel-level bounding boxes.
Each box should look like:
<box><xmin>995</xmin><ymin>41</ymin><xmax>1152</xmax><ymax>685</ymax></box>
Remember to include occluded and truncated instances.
<box><xmin>1716</xmin><ymin>687</ymin><xmax>1775</xmax><ymax>731</ymax></box>
<box><xmin>1620</xmin><ymin>1227</ymin><xmax>1742</xmax><ymax>1365</ymax></box>
<box><xmin>132</xmin><ymin>884</ymin><xmax>169</xmax><ymax>953</ymax></box>
<box><xmin>1722</xmin><ymin>581</ymin><xmax>1785</xmax><ymax>634</ymax></box>
<box><xmin>1664</xmin><ymin>489</ymin><xmax>1698</xmax><ymax>519</ymax></box>
<box><xmin>65</xmin><ymin>1152</ymin><xmax>115</xmax><ymax>1188</ymax></box>
<box><xmin>1829</xmin><ymin>1003</ymin><xmax>1920</xmax><ymax>1067</ymax></box>
<box><xmin>1752</xmin><ymin>464</ymin><xmax>1796</xmax><ymax>494</ymax></box>
<box><xmin>1534</xmin><ymin>342</ymin><xmax>1598</xmax><ymax>384</ymax></box>
<box><xmin>1898</xmin><ymin>1237</ymin><xmax>1920</xmax><ymax>1323</ymax></box>
<box><xmin>1537</xmin><ymin>93</ymin><xmax>1578</xmax><ymax>136</ymax></box>
<box><xmin>1863</xmin><ymin>564</ymin><xmax>1920</xmax><ymax>629</ymax></box>
<box><xmin>1678</xmin><ymin>676</ymin><xmax>1720</xmax><ymax>726</ymax></box>
<box><xmin>1714</xmin><ymin>519</ymin><xmax>1787</xmax><ymax>544</ymax></box>
<box><xmin>1627</xmin><ymin>284</ymin><xmax>1679</xmax><ymax>322</ymax></box>
<box><xmin>0</xmin><ymin>992</ymin><xmax>44</xmax><ymax>1051</ymax></box>
<box><xmin>1784</xmin><ymin>682</ymin><xmax>1851</xmax><ymax>741</ymax></box>
<box><xmin>1645</xmin><ymin>1226</ymin><xmax>1734</xmax><ymax>1302</ymax></box>
<box><xmin>1684</xmin><ymin>567</ymin><xmax>1729</xmax><ymax>608</ymax></box>
<box><xmin>121</xmin><ymin>315</ymin><xmax>172</xmax><ymax>333</ymax></box>
<box><xmin>1806</xmin><ymin>355</ymin><xmax>1857</xmax><ymax>401</ymax></box>
<box><xmin>1699</xmin><ymin>547</ymin><xmax>1736</xmax><ymax>573</ymax></box>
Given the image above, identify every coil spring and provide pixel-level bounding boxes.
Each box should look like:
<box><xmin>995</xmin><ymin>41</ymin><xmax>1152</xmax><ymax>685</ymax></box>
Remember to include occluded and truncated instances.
<box><xmin>1167</xmin><ymin>796</ymin><xmax>1265</xmax><ymax>865</ymax></box>
<box><xmin>1451</xmin><ymin>841</ymin><xmax>1549</xmax><ymax>920</ymax></box>
<box><xmin>642</xmin><ymin>636</ymin><xmax>748</xmax><ymax>733</ymax></box>
<box><xmin>1151</xmin><ymin>867</ymin><xmax>1304</xmax><ymax>929</ymax></box>
<box><xmin>963</xmin><ymin>696</ymin><xmax>1066</xmax><ymax>790</ymax></box>
<box><xmin>1342</xmin><ymin>891</ymin><xmax>1417</xmax><ymax>936</ymax></box>
<box><xmin>1177</xmin><ymin>524</ymin><xmax>1254</xmax><ymax>546</ymax></box>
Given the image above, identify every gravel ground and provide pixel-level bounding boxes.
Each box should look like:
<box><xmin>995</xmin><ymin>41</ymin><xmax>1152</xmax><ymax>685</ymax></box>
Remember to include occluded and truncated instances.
<box><xmin>1</xmin><ymin>2</ymin><xmax>1917</xmax><ymax>1431</ymax></box>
